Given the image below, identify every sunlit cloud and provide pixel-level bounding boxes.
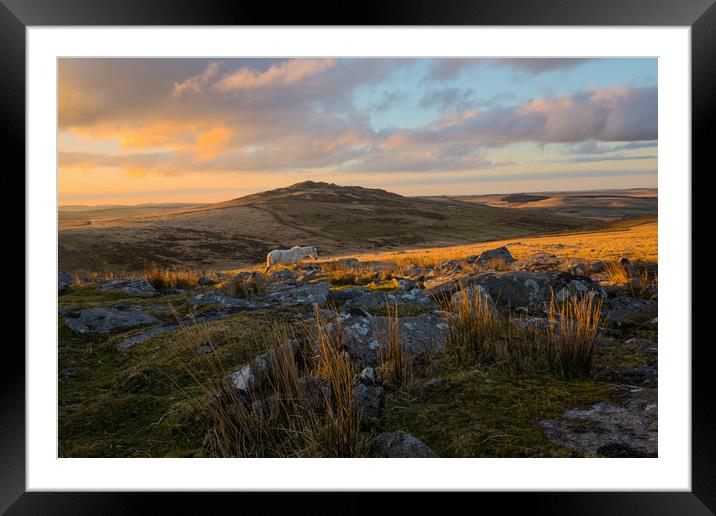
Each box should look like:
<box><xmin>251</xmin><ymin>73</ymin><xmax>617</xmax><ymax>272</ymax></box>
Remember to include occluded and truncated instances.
<box><xmin>57</xmin><ymin>57</ymin><xmax>658</xmax><ymax>204</ymax></box>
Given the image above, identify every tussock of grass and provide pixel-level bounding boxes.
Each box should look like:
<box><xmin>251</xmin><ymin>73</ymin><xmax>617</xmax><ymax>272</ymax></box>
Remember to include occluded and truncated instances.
<box><xmin>443</xmin><ymin>287</ymin><xmax>502</xmax><ymax>366</ymax></box>
<box><xmin>324</xmin><ymin>263</ymin><xmax>378</xmax><ymax>286</ymax></box>
<box><xmin>605</xmin><ymin>261</ymin><xmax>657</xmax><ymax>299</ymax></box>
<box><xmin>145</xmin><ymin>263</ymin><xmax>200</xmax><ymax>291</ymax></box>
<box><xmin>547</xmin><ymin>292</ymin><xmax>603</xmax><ymax>380</ymax></box>
<box><xmin>378</xmin><ymin>302</ymin><xmax>411</xmax><ymax>386</ymax></box>
<box><xmin>187</xmin><ymin>307</ymin><xmax>364</xmax><ymax>458</ymax></box>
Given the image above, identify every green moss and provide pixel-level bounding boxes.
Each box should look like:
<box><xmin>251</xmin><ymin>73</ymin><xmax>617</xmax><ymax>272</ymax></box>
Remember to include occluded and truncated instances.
<box><xmin>380</xmin><ymin>364</ymin><xmax>614</xmax><ymax>458</ymax></box>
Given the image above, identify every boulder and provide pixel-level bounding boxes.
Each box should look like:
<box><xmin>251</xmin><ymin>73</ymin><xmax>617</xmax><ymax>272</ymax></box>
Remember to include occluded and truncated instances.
<box><xmin>475</xmin><ymin>246</ymin><xmax>515</xmax><ymax>267</ymax></box>
<box><xmin>188</xmin><ymin>292</ymin><xmax>262</xmax><ymax>309</ymax></box>
<box><xmin>514</xmin><ymin>252</ymin><xmax>561</xmax><ymax>272</ymax></box>
<box><xmin>449</xmin><ymin>285</ymin><xmax>497</xmax><ymax>313</ymax></box>
<box><xmin>344</xmin><ymin>287</ymin><xmax>435</xmax><ymax>313</ymax></box>
<box><xmin>62</xmin><ymin>305</ymin><xmax>159</xmax><ymax>334</ymax></box>
<box><xmin>541</xmin><ymin>386</ymin><xmax>657</xmax><ymax>457</ymax></box>
<box><xmin>327</xmin><ymin>286</ymin><xmax>371</xmax><ymax>302</ymax></box>
<box><xmin>465</xmin><ymin>255</ymin><xmax>478</xmax><ymax>264</ymax></box>
<box><xmin>265</xmin><ymin>281</ymin><xmax>329</xmax><ymax>307</ymax></box>
<box><xmin>99</xmin><ymin>279</ymin><xmax>157</xmax><ymax>297</ymax></box>
<box><xmin>337</xmin><ymin>309</ymin><xmax>447</xmax><ymax>367</ymax></box>
<box><xmin>227</xmin><ymin>341</ymin><xmax>300</xmax><ymax>394</ymax></box>
<box><xmin>479</xmin><ymin>271</ymin><xmax>605</xmax><ymax>310</ymax></box>
<box><xmin>228</xmin><ymin>356</ymin><xmax>271</xmax><ymax>393</ymax></box>
<box><xmin>368</xmin><ymin>431</ymin><xmax>437</xmax><ymax>458</ymax></box>
<box><xmin>269</xmin><ymin>269</ymin><xmax>297</xmax><ymax>282</ymax></box>
<box><xmin>605</xmin><ymin>297</ymin><xmax>658</xmax><ymax>326</ymax></box>
<box><xmin>58</xmin><ymin>271</ymin><xmax>76</xmax><ymax>291</ymax></box>
<box><xmin>352</xmin><ymin>368</ymin><xmax>383</xmax><ymax>423</ymax></box>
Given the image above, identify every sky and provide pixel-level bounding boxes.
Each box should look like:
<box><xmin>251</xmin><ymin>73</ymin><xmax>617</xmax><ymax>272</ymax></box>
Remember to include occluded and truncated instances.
<box><xmin>58</xmin><ymin>58</ymin><xmax>657</xmax><ymax>205</ymax></box>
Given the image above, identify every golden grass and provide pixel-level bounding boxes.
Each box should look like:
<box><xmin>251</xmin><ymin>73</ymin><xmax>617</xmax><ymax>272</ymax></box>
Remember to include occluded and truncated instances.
<box><xmin>444</xmin><ymin>287</ymin><xmax>502</xmax><ymax>366</ymax></box>
<box><xmin>547</xmin><ymin>292</ymin><xmax>603</xmax><ymax>380</ymax></box>
<box><xmin>177</xmin><ymin>308</ymin><xmax>365</xmax><ymax>458</ymax></box>
<box><xmin>378</xmin><ymin>301</ymin><xmax>411</xmax><ymax>386</ymax></box>
<box><xmin>145</xmin><ymin>263</ymin><xmax>200</xmax><ymax>291</ymax></box>
<box><xmin>605</xmin><ymin>261</ymin><xmax>658</xmax><ymax>299</ymax></box>
<box><xmin>305</xmin><ymin>306</ymin><xmax>363</xmax><ymax>457</ymax></box>
<box><xmin>349</xmin><ymin>220</ymin><xmax>657</xmax><ymax>268</ymax></box>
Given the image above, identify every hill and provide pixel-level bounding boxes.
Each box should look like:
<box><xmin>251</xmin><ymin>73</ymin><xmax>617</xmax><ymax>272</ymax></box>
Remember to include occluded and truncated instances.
<box><xmin>447</xmin><ymin>188</ymin><xmax>657</xmax><ymax>221</ymax></box>
<box><xmin>59</xmin><ymin>181</ymin><xmax>597</xmax><ymax>272</ymax></box>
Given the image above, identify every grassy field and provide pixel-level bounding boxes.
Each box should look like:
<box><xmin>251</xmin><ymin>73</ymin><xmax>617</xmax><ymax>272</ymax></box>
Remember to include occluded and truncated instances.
<box><xmin>58</xmin><ymin>218</ymin><xmax>657</xmax><ymax>457</ymax></box>
<box><xmin>60</xmin><ymin>182</ymin><xmax>650</xmax><ymax>273</ymax></box>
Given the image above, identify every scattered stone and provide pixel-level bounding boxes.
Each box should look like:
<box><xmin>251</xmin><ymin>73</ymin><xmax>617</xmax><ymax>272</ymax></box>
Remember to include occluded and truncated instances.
<box><xmin>59</xmin><ymin>368</ymin><xmax>75</xmax><ymax>378</ymax></box>
<box><xmin>465</xmin><ymin>255</ymin><xmax>478</xmax><ymax>264</ymax></box>
<box><xmin>475</xmin><ymin>246</ymin><xmax>515</xmax><ymax>267</ymax></box>
<box><xmin>514</xmin><ymin>251</ymin><xmax>561</xmax><ymax>272</ymax></box>
<box><xmin>424</xmin><ymin>377</ymin><xmax>443</xmax><ymax>388</ymax></box>
<box><xmin>337</xmin><ymin>309</ymin><xmax>448</xmax><ymax>367</ymax></box>
<box><xmin>541</xmin><ymin>386</ymin><xmax>657</xmax><ymax>457</ymax></box>
<box><xmin>118</xmin><ymin>306</ymin><xmax>265</xmax><ymax>351</ymax></box>
<box><xmin>472</xmin><ymin>271</ymin><xmax>606</xmax><ymax>311</ymax></box>
<box><xmin>58</xmin><ymin>272</ymin><xmax>76</xmax><ymax>291</ymax></box>
<box><xmin>269</xmin><ymin>269</ymin><xmax>297</xmax><ymax>282</ymax></box>
<box><xmin>188</xmin><ymin>292</ymin><xmax>262</xmax><ymax>309</ymax></box>
<box><xmin>568</xmin><ymin>261</ymin><xmax>590</xmax><ymax>277</ymax></box>
<box><xmin>99</xmin><ymin>279</ymin><xmax>157</xmax><ymax>297</ymax></box>
<box><xmin>62</xmin><ymin>305</ymin><xmax>159</xmax><ymax>334</ymax></box>
<box><xmin>227</xmin><ymin>341</ymin><xmax>300</xmax><ymax>394</ymax></box>
<box><xmin>196</xmin><ymin>342</ymin><xmax>215</xmax><ymax>354</ymax></box>
<box><xmin>369</xmin><ymin>431</ymin><xmax>437</xmax><ymax>458</ymax></box>
<box><xmin>265</xmin><ymin>281</ymin><xmax>329</xmax><ymax>307</ymax></box>
<box><xmin>327</xmin><ymin>286</ymin><xmax>370</xmax><ymax>302</ymax></box>
<box><xmin>352</xmin><ymin>368</ymin><xmax>383</xmax><ymax>423</ymax></box>
<box><xmin>344</xmin><ymin>287</ymin><xmax>435</xmax><ymax>313</ymax></box>
<box><xmin>229</xmin><ymin>356</ymin><xmax>270</xmax><ymax>393</ymax></box>
<box><xmin>595</xmin><ymin>364</ymin><xmax>658</xmax><ymax>388</ymax></box>
<box><xmin>449</xmin><ymin>285</ymin><xmax>497</xmax><ymax>313</ymax></box>
<box><xmin>605</xmin><ymin>297</ymin><xmax>658</xmax><ymax>326</ymax></box>
<box><xmin>624</xmin><ymin>337</ymin><xmax>658</xmax><ymax>355</ymax></box>
<box><xmin>298</xmin><ymin>375</ymin><xmax>331</xmax><ymax>411</ymax></box>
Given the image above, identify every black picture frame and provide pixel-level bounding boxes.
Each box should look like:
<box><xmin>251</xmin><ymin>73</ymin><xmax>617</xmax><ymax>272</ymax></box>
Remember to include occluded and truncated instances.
<box><xmin>5</xmin><ymin>0</ymin><xmax>713</xmax><ymax>513</ymax></box>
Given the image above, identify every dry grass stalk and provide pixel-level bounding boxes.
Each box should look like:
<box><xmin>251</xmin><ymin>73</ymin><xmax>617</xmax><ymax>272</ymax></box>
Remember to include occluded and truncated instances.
<box><xmin>378</xmin><ymin>301</ymin><xmax>411</xmax><ymax>385</ymax></box>
<box><xmin>546</xmin><ymin>291</ymin><xmax>603</xmax><ymax>380</ymax></box>
<box><xmin>145</xmin><ymin>263</ymin><xmax>200</xmax><ymax>291</ymax></box>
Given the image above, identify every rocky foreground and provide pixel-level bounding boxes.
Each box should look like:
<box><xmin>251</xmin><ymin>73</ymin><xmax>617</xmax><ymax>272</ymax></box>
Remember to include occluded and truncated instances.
<box><xmin>58</xmin><ymin>246</ymin><xmax>657</xmax><ymax>458</ymax></box>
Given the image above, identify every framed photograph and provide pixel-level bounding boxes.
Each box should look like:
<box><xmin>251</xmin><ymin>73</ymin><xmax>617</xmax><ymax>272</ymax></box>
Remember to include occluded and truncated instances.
<box><xmin>8</xmin><ymin>0</ymin><xmax>713</xmax><ymax>512</ymax></box>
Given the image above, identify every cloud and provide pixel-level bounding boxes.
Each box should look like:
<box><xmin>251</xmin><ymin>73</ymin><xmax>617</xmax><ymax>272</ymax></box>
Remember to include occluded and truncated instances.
<box><xmin>212</xmin><ymin>59</ymin><xmax>336</xmax><ymax>92</ymax></box>
<box><xmin>418</xmin><ymin>88</ymin><xmax>475</xmax><ymax>111</ymax></box>
<box><xmin>173</xmin><ymin>62</ymin><xmax>221</xmax><ymax>96</ymax></box>
<box><xmin>427</xmin><ymin>58</ymin><xmax>592</xmax><ymax>80</ymax></box>
<box><xmin>58</xmin><ymin>59</ymin><xmax>657</xmax><ymax>178</ymax></box>
<box><xmin>565</xmin><ymin>140</ymin><xmax>657</xmax><ymax>155</ymax></box>
<box><xmin>386</xmin><ymin>86</ymin><xmax>657</xmax><ymax>148</ymax></box>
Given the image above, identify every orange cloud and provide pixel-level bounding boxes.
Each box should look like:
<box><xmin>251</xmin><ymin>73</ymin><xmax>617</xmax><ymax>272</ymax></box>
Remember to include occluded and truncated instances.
<box><xmin>194</xmin><ymin>127</ymin><xmax>233</xmax><ymax>161</ymax></box>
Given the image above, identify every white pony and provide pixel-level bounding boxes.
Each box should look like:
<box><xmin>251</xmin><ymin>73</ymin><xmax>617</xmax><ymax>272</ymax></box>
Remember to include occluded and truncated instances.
<box><xmin>265</xmin><ymin>245</ymin><xmax>318</xmax><ymax>272</ymax></box>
